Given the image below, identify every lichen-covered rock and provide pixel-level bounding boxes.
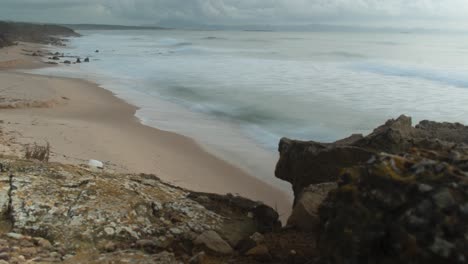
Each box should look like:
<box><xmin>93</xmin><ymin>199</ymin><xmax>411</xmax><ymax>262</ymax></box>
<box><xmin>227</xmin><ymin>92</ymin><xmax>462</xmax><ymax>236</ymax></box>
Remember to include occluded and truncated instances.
<box><xmin>318</xmin><ymin>150</ymin><xmax>468</xmax><ymax>264</ymax></box>
<box><xmin>276</xmin><ymin>115</ymin><xmax>468</xmax><ymax>200</ymax></box>
<box><xmin>0</xmin><ymin>157</ymin><xmax>276</xmax><ymax>263</ymax></box>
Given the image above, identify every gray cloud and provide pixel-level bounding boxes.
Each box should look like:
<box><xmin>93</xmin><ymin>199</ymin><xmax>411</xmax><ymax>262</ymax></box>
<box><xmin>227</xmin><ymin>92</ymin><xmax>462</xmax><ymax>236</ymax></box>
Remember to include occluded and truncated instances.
<box><xmin>1</xmin><ymin>0</ymin><xmax>467</xmax><ymax>28</ymax></box>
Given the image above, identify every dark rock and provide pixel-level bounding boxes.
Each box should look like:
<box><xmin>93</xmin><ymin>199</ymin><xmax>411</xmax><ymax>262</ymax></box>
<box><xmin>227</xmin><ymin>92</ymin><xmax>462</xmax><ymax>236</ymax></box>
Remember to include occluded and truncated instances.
<box><xmin>317</xmin><ymin>151</ymin><xmax>468</xmax><ymax>264</ymax></box>
<box><xmin>84</xmin><ymin>57</ymin><xmax>90</xmax><ymax>62</ymax></box>
<box><xmin>51</xmin><ymin>56</ymin><xmax>60</xmax><ymax>60</ymax></box>
<box><xmin>76</xmin><ymin>58</ymin><xmax>81</xmax><ymax>63</ymax></box>
<box><xmin>274</xmin><ymin>115</ymin><xmax>468</xmax><ymax>262</ymax></box>
<box><xmin>246</xmin><ymin>245</ymin><xmax>272</xmax><ymax>262</ymax></box>
<box><xmin>251</xmin><ymin>204</ymin><xmax>281</xmax><ymax>233</ymax></box>
<box><xmin>188</xmin><ymin>191</ymin><xmax>279</xmax><ymax>239</ymax></box>
<box><xmin>63</xmin><ymin>60</ymin><xmax>71</xmax><ymax>64</ymax></box>
<box><xmin>136</xmin><ymin>239</ymin><xmax>156</xmax><ymax>248</ymax></box>
<box><xmin>95</xmin><ymin>49</ymin><xmax>99</xmax><ymax>53</ymax></box>
<box><xmin>235</xmin><ymin>237</ymin><xmax>257</xmax><ymax>254</ymax></box>
<box><xmin>277</xmin><ymin>115</ymin><xmax>468</xmax><ymax>201</ymax></box>
<box><xmin>275</xmin><ymin>138</ymin><xmax>373</xmax><ymax>199</ymax></box>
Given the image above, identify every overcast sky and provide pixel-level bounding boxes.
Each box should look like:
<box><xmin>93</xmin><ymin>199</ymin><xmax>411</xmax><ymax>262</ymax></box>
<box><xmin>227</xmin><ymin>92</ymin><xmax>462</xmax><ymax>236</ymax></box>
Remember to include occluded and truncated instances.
<box><xmin>1</xmin><ymin>0</ymin><xmax>468</xmax><ymax>29</ymax></box>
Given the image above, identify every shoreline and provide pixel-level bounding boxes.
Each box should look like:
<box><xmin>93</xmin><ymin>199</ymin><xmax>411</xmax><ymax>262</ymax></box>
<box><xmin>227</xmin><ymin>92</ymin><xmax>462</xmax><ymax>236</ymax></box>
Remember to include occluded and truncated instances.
<box><xmin>0</xmin><ymin>43</ymin><xmax>292</xmax><ymax>219</ymax></box>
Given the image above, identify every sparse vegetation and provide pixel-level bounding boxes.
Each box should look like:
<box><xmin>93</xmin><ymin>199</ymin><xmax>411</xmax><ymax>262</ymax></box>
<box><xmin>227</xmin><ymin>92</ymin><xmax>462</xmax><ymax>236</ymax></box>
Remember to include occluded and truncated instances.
<box><xmin>25</xmin><ymin>142</ymin><xmax>50</xmax><ymax>162</ymax></box>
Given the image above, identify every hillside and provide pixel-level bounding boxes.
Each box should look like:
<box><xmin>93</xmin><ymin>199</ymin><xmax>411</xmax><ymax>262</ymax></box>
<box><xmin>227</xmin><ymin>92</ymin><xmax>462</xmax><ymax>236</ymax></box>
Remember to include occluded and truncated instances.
<box><xmin>0</xmin><ymin>21</ymin><xmax>79</xmax><ymax>48</ymax></box>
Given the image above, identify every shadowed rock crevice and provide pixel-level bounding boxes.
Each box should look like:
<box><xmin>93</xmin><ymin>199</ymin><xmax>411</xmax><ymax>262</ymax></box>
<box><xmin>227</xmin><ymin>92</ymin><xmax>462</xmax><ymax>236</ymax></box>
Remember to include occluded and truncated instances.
<box><xmin>5</xmin><ymin>173</ymin><xmax>14</xmax><ymax>228</ymax></box>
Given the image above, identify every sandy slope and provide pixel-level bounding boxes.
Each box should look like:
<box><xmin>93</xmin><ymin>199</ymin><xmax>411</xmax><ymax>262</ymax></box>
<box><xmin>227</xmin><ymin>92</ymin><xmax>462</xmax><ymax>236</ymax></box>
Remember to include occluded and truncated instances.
<box><xmin>0</xmin><ymin>43</ymin><xmax>292</xmax><ymax>219</ymax></box>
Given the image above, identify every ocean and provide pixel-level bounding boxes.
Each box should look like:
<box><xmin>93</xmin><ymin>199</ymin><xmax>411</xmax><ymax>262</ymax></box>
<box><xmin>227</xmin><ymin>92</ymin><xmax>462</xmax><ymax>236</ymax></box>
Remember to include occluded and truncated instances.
<box><xmin>32</xmin><ymin>29</ymin><xmax>468</xmax><ymax>189</ymax></box>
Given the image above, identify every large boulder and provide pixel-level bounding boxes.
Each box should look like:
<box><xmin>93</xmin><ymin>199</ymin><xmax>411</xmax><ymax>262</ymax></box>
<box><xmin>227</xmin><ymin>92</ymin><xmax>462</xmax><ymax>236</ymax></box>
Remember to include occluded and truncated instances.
<box><xmin>276</xmin><ymin>115</ymin><xmax>468</xmax><ymax>200</ymax></box>
<box><xmin>275</xmin><ymin>138</ymin><xmax>373</xmax><ymax>200</ymax></box>
<box><xmin>275</xmin><ymin>115</ymin><xmax>468</xmax><ymax>263</ymax></box>
<box><xmin>318</xmin><ymin>149</ymin><xmax>468</xmax><ymax>264</ymax></box>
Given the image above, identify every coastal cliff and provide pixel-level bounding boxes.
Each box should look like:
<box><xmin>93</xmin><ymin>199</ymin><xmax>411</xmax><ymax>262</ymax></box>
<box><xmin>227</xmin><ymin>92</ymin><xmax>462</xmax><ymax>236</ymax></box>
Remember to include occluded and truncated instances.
<box><xmin>0</xmin><ymin>115</ymin><xmax>465</xmax><ymax>263</ymax></box>
<box><xmin>1</xmin><ymin>23</ymin><xmax>467</xmax><ymax>263</ymax></box>
<box><xmin>0</xmin><ymin>21</ymin><xmax>79</xmax><ymax>48</ymax></box>
<box><xmin>278</xmin><ymin>115</ymin><xmax>468</xmax><ymax>263</ymax></box>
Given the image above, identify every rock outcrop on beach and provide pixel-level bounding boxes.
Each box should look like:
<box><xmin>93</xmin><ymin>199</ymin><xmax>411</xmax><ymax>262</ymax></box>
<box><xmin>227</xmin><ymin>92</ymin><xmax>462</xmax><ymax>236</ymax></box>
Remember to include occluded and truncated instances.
<box><xmin>277</xmin><ymin>115</ymin><xmax>468</xmax><ymax>263</ymax></box>
<box><xmin>0</xmin><ymin>156</ymin><xmax>315</xmax><ymax>263</ymax></box>
<box><xmin>0</xmin><ymin>21</ymin><xmax>79</xmax><ymax>47</ymax></box>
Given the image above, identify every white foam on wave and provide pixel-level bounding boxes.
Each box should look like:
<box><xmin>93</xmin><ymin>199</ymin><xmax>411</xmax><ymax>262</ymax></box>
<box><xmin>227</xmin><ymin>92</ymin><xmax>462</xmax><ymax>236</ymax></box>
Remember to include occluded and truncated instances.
<box><xmin>352</xmin><ymin>62</ymin><xmax>468</xmax><ymax>88</ymax></box>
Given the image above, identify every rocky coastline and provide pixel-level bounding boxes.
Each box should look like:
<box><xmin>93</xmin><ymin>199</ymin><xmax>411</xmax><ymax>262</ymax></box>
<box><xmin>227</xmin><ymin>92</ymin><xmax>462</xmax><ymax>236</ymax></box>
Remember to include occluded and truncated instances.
<box><xmin>0</xmin><ymin>114</ymin><xmax>466</xmax><ymax>263</ymax></box>
<box><xmin>1</xmin><ymin>22</ymin><xmax>467</xmax><ymax>263</ymax></box>
<box><xmin>278</xmin><ymin>115</ymin><xmax>468</xmax><ymax>264</ymax></box>
<box><xmin>0</xmin><ymin>22</ymin><xmax>79</xmax><ymax>48</ymax></box>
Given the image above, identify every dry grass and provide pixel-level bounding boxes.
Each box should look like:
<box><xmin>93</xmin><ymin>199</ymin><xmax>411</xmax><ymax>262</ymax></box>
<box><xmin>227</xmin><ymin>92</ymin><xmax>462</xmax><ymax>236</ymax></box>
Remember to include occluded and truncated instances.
<box><xmin>25</xmin><ymin>142</ymin><xmax>50</xmax><ymax>162</ymax></box>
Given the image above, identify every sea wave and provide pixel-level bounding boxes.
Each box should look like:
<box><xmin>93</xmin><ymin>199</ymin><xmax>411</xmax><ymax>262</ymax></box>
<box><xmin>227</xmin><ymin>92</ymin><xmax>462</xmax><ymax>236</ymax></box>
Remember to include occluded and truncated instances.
<box><xmin>156</xmin><ymin>38</ymin><xmax>193</xmax><ymax>47</ymax></box>
<box><xmin>351</xmin><ymin>62</ymin><xmax>468</xmax><ymax>88</ymax></box>
<box><xmin>202</xmin><ymin>36</ymin><xmax>227</xmax><ymax>40</ymax></box>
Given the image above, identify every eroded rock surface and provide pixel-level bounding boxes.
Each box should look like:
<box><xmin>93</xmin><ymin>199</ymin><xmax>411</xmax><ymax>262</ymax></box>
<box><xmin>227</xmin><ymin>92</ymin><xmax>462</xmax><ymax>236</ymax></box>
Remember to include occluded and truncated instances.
<box><xmin>275</xmin><ymin>115</ymin><xmax>468</xmax><ymax>263</ymax></box>
<box><xmin>276</xmin><ymin>115</ymin><xmax>468</xmax><ymax>199</ymax></box>
<box><xmin>319</xmin><ymin>149</ymin><xmax>468</xmax><ymax>264</ymax></box>
<box><xmin>0</xmin><ymin>157</ymin><xmax>283</xmax><ymax>263</ymax></box>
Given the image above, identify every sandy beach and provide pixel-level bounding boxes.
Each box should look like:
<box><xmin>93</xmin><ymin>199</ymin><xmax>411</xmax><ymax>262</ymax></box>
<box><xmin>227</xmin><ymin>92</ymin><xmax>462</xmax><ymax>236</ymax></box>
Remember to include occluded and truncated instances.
<box><xmin>0</xmin><ymin>43</ymin><xmax>292</xmax><ymax>218</ymax></box>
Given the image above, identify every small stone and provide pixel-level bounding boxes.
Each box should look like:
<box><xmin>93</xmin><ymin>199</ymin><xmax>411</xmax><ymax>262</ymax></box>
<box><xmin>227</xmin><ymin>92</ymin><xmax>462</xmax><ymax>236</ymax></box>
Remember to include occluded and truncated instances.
<box><xmin>0</xmin><ymin>253</ymin><xmax>9</xmax><ymax>261</ymax></box>
<box><xmin>246</xmin><ymin>245</ymin><xmax>272</xmax><ymax>261</ymax></box>
<box><xmin>406</xmin><ymin>214</ymin><xmax>428</xmax><ymax>229</ymax></box>
<box><xmin>418</xmin><ymin>184</ymin><xmax>433</xmax><ymax>193</ymax></box>
<box><xmin>460</xmin><ymin>203</ymin><xmax>468</xmax><ymax>215</ymax></box>
<box><xmin>170</xmin><ymin>228</ymin><xmax>182</xmax><ymax>235</ymax></box>
<box><xmin>189</xmin><ymin>251</ymin><xmax>206</xmax><ymax>264</ymax></box>
<box><xmin>34</xmin><ymin>237</ymin><xmax>52</xmax><ymax>249</ymax></box>
<box><xmin>155</xmin><ymin>237</ymin><xmax>173</xmax><ymax>249</ymax></box>
<box><xmin>250</xmin><ymin>232</ymin><xmax>265</xmax><ymax>245</ymax></box>
<box><xmin>104</xmin><ymin>227</ymin><xmax>115</xmax><ymax>236</ymax></box>
<box><xmin>63</xmin><ymin>254</ymin><xmax>74</xmax><ymax>260</ymax></box>
<box><xmin>19</xmin><ymin>240</ymin><xmax>34</xmax><ymax>247</ymax></box>
<box><xmin>430</xmin><ymin>237</ymin><xmax>454</xmax><ymax>258</ymax></box>
<box><xmin>20</xmin><ymin>247</ymin><xmax>38</xmax><ymax>257</ymax></box>
<box><xmin>49</xmin><ymin>251</ymin><xmax>61</xmax><ymax>258</ymax></box>
<box><xmin>6</xmin><ymin>233</ymin><xmax>24</xmax><ymax>240</ymax></box>
<box><xmin>194</xmin><ymin>231</ymin><xmax>233</xmax><ymax>255</ymax></box>
<box><xmin>104</xmin><ymin>241</ymin><xmax>117</xmax><ymax>252</ymax></box>
<box><xmin>136</xmin><ymin>239</ymin><xmax>156</xmax><ymax>248</ymax></box>
<box><xmin>152</xmin><ymin>201</ymin><xmax>163</xmax><ymax>213</ymax></box>
<box><xmin>432</xmin><ymin>189</ymin><xmax>456</xmax><ymax>209</ymax></box>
